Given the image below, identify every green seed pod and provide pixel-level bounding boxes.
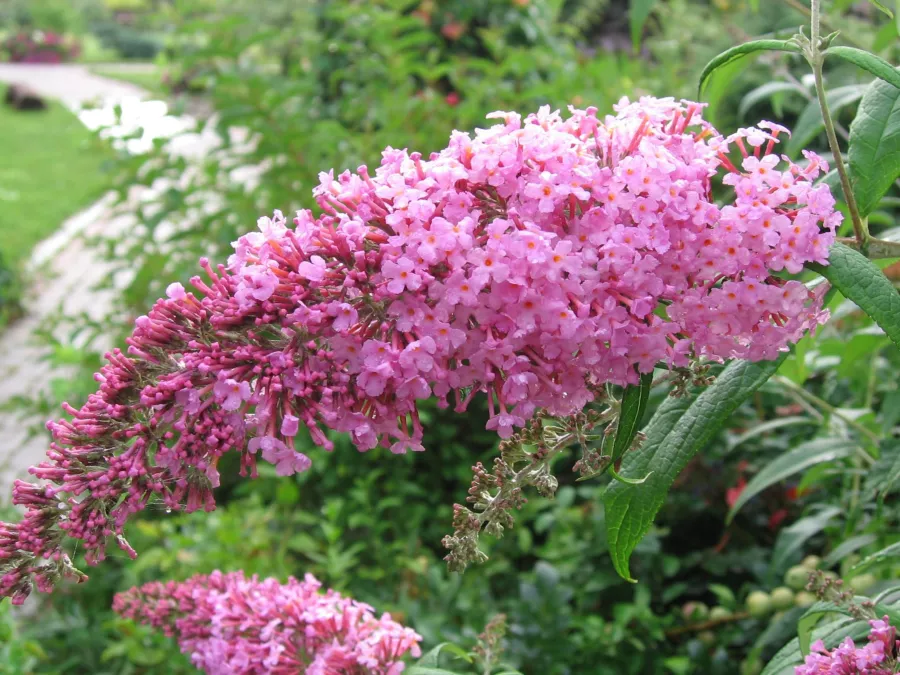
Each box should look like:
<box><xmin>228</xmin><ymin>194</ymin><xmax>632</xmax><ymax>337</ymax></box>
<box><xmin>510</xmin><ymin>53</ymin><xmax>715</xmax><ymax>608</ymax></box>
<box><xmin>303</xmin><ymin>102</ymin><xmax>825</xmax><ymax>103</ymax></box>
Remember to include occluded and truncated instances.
<box><xmin>709</xmin><ymin>606</ymin><xmax>732</xmax><ymax>621</ymax></box>
<box><xmin>801</xmin><ymin>555</ymin><xmax>822</xmax><ymax>570</ymax></box>
<box><xmin>770</xmin><ymin>586</ymin><xmax>795</xmax><ymax>610</ymax></box>
<box><xmin>785</xmin><ymin>565</ymin><xmax>811</xmax><ymax>590</ymax></box>
<box><xmin>746</xmin><ymin>591</ymin><xmax>773</xmax><ymax>618</ymax></box>
<box><xmin>682</xmin><ymin>601</ymin><xmax>710</xmax><ymax>621</ymax></box>
<box><xmin>849</xmin><ymin>573</ymin><xmax>876</xmax><ymax>593</ymax></box>
<box><xmin>794</xmin><ymin>591</ymin><xmax>817</xmax><ymax>607</ymax></box>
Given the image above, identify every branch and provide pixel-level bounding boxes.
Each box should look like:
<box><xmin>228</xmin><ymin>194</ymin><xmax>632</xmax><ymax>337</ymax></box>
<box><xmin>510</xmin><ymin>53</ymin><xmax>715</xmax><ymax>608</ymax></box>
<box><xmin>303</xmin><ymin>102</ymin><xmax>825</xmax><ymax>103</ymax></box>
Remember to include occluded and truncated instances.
<box><xmin>665</xmin><ymin>612</ymin><xmax>751</xmax><ymax>637</ymax></box>
<box><xmin>836</xmin><ymin>237</ymin><xmax>900</xmax><ymax>260</ymax></box>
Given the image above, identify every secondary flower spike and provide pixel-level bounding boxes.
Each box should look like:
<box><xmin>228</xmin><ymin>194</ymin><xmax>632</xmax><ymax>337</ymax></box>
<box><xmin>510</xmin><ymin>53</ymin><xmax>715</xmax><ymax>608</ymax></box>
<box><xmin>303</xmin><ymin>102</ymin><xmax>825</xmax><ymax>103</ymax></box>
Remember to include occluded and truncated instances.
<box><xmin>0</xmin><ymin>97</ymin><xmax>840</xmax><ymax>602</ymax></box>
<box><xmin>113</xmin><ymin>571</ymin><xmax>422</xmax><ymax>674</ymax></box>
<box><xmin>794</xmin><ymin>616</ymin><xmax>899</xmax><ymax>674</ymax></box>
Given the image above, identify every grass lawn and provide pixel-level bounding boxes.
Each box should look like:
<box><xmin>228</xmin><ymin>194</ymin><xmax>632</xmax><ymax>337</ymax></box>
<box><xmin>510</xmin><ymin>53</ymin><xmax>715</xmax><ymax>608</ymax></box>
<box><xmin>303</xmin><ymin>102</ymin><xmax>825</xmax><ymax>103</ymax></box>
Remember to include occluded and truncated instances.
<box><xmin>0</xmin><ymin>102</ymin><xmax>112</xmax><ymax>267</ymax></box>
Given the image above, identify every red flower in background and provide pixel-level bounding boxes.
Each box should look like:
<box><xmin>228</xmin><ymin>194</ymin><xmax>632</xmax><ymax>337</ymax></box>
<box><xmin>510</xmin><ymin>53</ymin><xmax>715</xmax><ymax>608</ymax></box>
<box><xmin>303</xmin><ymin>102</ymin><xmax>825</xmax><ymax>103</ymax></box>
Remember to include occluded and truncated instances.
<box><xmin>768</xmin><ymin>509</ymin><xmax>789</xmax><ymax>531</ymax></box>
<box><xmin>726</xmin><ymin>476</ymin><xmax>747</xmax><ymax>509</ymax></box>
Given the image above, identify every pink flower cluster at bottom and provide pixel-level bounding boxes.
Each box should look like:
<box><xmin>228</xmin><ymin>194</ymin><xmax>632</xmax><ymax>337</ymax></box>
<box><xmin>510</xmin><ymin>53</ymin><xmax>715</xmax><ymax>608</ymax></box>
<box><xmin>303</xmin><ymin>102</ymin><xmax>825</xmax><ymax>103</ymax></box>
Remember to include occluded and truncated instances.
<box><xmin>113</xmin><ymin>571</ymin><xmax>422</xmax><ymax>675</ymax></box>
<box><xmin>795</xmin><ymin>618</ymin><xmax>899</xmax><ymax>675</ymax></box>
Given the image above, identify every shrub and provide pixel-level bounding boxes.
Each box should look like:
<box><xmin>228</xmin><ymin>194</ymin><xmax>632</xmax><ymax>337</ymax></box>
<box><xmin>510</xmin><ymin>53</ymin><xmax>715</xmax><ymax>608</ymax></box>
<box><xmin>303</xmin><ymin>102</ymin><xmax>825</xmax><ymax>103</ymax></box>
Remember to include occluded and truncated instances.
<box><xmin>1</xmin><ymin>30</ymin><xmax>80</xmax><ymax>63</ymax></box>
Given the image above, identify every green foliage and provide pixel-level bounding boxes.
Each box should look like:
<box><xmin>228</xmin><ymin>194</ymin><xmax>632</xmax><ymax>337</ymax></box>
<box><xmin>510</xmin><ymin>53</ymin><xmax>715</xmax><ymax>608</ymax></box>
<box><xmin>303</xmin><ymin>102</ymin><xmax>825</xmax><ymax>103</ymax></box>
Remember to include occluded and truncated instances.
<box><xmin>629</xmin><ymin>0</ymin><xmax>657</xmax><ymax>51</ymax></box>
<box><xmin>0</xmin><ymin>601</ymin><xmax>46</xmax><ymax>672</ymax></box>
<box><xmin>726</xmin><ymin>439</ymin><xmax>856</xmax><ymax>521</ymax></box>
<box><xmin>811</xmin><ymin>243</ymin><xmax>900</xmax><ymax>350</ymax></box>
<box><xmin>826</xmin><ymin>46</ymin><xmax>900</xmax><ymax>91</ymax></box>
<box><xmin>612</xmin><ymin>372</ymin><xmax>653</xmax><ymax>462</ymax></box>
<box><xmin>604</xmin><ymin>356</ymin><xmax>787</xmax><ymax>582</ymax></box>
<box><xmin>698</xmin><ymin>40</ymin><xmax>801</xmax><ymax>97</ymax></box>
<box><xmin>0</xmin><ymin>250</ymin><xmax>24</xmax><ymax>329</ymax></box>
<box><xmin>90</xmin><ymin>20</ymin><xmax>162</xmax><ymax>59</ymax></box>
<box><xmin>848</xmin><ymin>70</ymin><xmax>900</xmax><ymax>218</ymax></box>
<box><xmin>783</xmin><ymin>85</ymin><xmax>866</xmax><ymax>157</ymax></box>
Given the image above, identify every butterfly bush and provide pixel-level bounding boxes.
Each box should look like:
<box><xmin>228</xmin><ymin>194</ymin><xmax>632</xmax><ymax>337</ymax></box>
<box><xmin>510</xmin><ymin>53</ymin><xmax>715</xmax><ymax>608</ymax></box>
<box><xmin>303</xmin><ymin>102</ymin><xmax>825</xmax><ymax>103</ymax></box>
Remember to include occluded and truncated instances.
<box><xmin>113</xmin><ymin>571</ymin><xmax>422</xmax><ymax>674</ymax></box>
<box><xmin>0</xmin><ymin>96</ymin><xmax>840</xmax><ymax>602</ymax></box>
<box><xmin>795</xmin><ymin>617</ymin><xmax>899</xmax><ymax>674</ymax></box>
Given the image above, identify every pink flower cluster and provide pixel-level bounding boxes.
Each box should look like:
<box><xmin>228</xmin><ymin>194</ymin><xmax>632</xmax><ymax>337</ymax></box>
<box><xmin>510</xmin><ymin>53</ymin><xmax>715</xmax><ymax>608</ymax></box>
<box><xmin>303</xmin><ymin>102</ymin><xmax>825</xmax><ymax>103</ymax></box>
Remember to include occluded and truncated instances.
<box><xmin>795</xmin><ymin>617</ymin><xmax>899</xmax><ymax>674</ymax></box>
<box><xmin>113</xmin><ymin>571</ymin><xmax>422</xmax><ymax>674</ymax></box>
<box><xmin>0</xmin><ymin>96</ymin><xmax>839</xmax><ymax>603</ymax></box>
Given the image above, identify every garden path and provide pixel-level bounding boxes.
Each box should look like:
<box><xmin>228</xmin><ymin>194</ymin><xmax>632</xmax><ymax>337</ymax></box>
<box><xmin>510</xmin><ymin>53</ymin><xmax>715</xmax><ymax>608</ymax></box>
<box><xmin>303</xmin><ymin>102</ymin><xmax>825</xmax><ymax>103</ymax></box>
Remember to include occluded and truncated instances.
<box><xmin>0</xmin><ymin>65</ymin><xmax>210</xmax><ymax>499</ymax></box>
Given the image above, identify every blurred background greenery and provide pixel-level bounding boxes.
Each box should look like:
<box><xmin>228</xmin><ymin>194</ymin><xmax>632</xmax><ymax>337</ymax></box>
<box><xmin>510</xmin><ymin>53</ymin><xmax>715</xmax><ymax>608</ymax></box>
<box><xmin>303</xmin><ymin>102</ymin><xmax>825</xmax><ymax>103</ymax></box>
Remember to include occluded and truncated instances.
<box><xmin>0</xmin><ymin>1</ymin><xmax>899</xmax><ymax>674</ymax></box>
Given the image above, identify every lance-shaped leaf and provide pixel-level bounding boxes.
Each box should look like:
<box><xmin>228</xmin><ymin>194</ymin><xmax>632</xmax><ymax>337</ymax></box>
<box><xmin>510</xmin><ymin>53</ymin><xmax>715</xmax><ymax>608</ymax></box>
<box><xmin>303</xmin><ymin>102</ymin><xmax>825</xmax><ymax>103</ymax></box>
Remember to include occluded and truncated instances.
<box><xmin>739</xmin><ymin>81</ymin><xmax>806</xmax><ymax>119</ymax></box>
<box><xmin>785</xmin><ymin>85</ymin><xmax>866</xmax><ymax>157</ymax></box>
<box><xmin>612</xmin><ymin>371</ymin><xmax>654</xmax><ymax>461</ymax></box>
<box><xmin>848</xmin><ymin>68</ymin><xmax>900</xmax><ymax>217</ymax></box>
<box><xmin>825</xmin><ymin>47</ymin><xmax>900</xmax><ymax>90</ymax></box>
<box><xmin>865</xmin><ymin>439</ymin><xmax>900</xmax><ymax>502</ymax></box>
<box><xmin>849</xmin><ymin>541</ymin><xmax>900</xmax><ymax>575</ymax></box>
<box><xmin>866</xmin><ymin>0</ymin><xmax>894</xmax><ymax>17</ymax></box>
<box><xmin>629</xmin><ymin>0</ymin><xmax>657</xmax><ymax>51</ymax></box>
<box><xmin>604</xmin><ymin>355</ymin><xmax>786</xmax><ymax>582</ymax></box>
<box><xmin>822</xmin><ymin>533</ymin><xmax>878</xmax><ymax>569</ymax></box>
<box><xmin>699</xmin><ymin>40</ymin><xmax>801</xmax><ymax>97</ymax></box>
<box><xmin>810</xmin><ymin>243</ymin><xmax>900</xmax><ymax>350</ymax></box>
<box><xmin>727</xmin><ymin>438</ymin><xmax>855</xmax><ymax>522</ymax></box>
<box><xmin>768</xmin><ymin>507</ymin><xmax>842</xmax><ymax>583</ymax></box>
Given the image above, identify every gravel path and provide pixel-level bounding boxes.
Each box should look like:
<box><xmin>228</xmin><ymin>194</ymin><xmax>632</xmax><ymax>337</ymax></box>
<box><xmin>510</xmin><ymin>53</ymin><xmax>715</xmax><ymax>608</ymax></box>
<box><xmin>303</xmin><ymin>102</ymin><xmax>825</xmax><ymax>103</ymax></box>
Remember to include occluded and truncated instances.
<box><xmin>0</xmin><ymin>65</ymin><xmax>178</xmax><ymax>499</ymax></box>
<box><xmin>0</xmin><ymin>65</ymin><xmax>255</xmax><ymax>503</ymax></box>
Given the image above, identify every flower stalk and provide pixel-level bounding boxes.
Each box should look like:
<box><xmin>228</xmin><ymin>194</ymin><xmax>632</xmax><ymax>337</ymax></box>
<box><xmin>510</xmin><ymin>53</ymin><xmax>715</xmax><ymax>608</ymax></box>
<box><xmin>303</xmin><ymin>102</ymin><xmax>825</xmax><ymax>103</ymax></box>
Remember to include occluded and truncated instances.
<box><xmin>806</xmin><ymin>0</ymin><xmax>870</xmax><ymax>253</ymax></box>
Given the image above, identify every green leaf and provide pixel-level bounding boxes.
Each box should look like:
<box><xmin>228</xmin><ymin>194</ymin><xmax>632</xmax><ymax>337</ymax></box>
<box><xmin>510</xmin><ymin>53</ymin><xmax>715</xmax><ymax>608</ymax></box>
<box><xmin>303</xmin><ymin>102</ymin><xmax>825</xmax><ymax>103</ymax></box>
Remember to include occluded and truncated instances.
<box><xmin>850</xmin><ymin>541</ymin><xmax>900</xmax><ymax>574</ymax></box>
<box><xmin>873</xmin><ymin>20</ymin><xmax>898</xmax><ymax>52</ymax></box>
<box><xmin>868</xmin><ymin>0</ymin><xmax>895</xmax><ymax>17</ymax></box>
<box><xmin>822</xmin><ymin>533</ymin><xmax>878</xmax><ymax>568</ymax></box>
<box><xmin>609</xmin><ymin>466</ymin><xmax>653</xmax><ymax>485</ymax></box>
<box><xmin>768</xmin><ymin>507</ymin><xmax>842</xmax><ymax>583</ymax></box>
<box><xmin>738</xmin><ymin>81</ymin><xmax>805</xmax><ymax>119</ymax></box>
<box><xmin>406</xmin><ymin>668</ymin><xmax>462</xmax><ymax>675</ymax></box>
<box><xmin>629</xmin><ymin>0</ymin><xmax>658</xmax><ymax>51</ymax></box>
<box><xmin>612</xmin><ymin>372</ymin><xmax>654</xmax><ymax>460</ymax></box>
<box><xmin>604</xmin><ymin>356</ymin><xmax>787</xmax><ymax>582</ymax></box>
<box><xmin>728</xmin><ymin>417</ymin><xmax>817</xmax><ymax>451</ymax></box>
<box><xmin>785</xmin><ymin>86</ymin><xmax>866</xmax><ymax>156</ymax></box>
<box><xmin>699</xmin><ymin>41</ymin><xmax>801</xmax><ymax>97</ymax></box>
<box><xmin>797</xmin><ymin>601</ymin><xmax>852</xmax><ymax>655</ymax></box>
<box><xmin>865</xmin><ymin>439</ymin><xmax>900</xmax><ymax>501</ymax></box>
<box><xmin>825</xmin><ymin>47</ymin><xmax>900</xmax><ymax>90</ymax></box>
<box><xmin>848</xmin><ymin>69</ymin><xmax>900</xmax><ymax>217</ymax></box>
<box><xmin>727</xmin><ymin>439</ymin><xmax>855</xmax><ymax>521</ymax></box>
<box><xmin>810</xmin><ymin>243</ymin><xmax>900</xmax><ymax>350</ymax></box>
<box><xmin>708</xmin><ymin>583</ymin><xmax>738</xmax><ymax>610</ymax></box>
<box><xmin>704</xmin><ymin>58</ymin><xmax>753</xmax><ymax>128</ymax></box>
<box><xmin>412</xmin><ymin>642</ymin><xmax>471</xmax><ymax>671</ymax></box>
<box><xmin>749</xmin><ymin>606</ymin><xmax>805</xmax><ymax>662</ymax></box>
